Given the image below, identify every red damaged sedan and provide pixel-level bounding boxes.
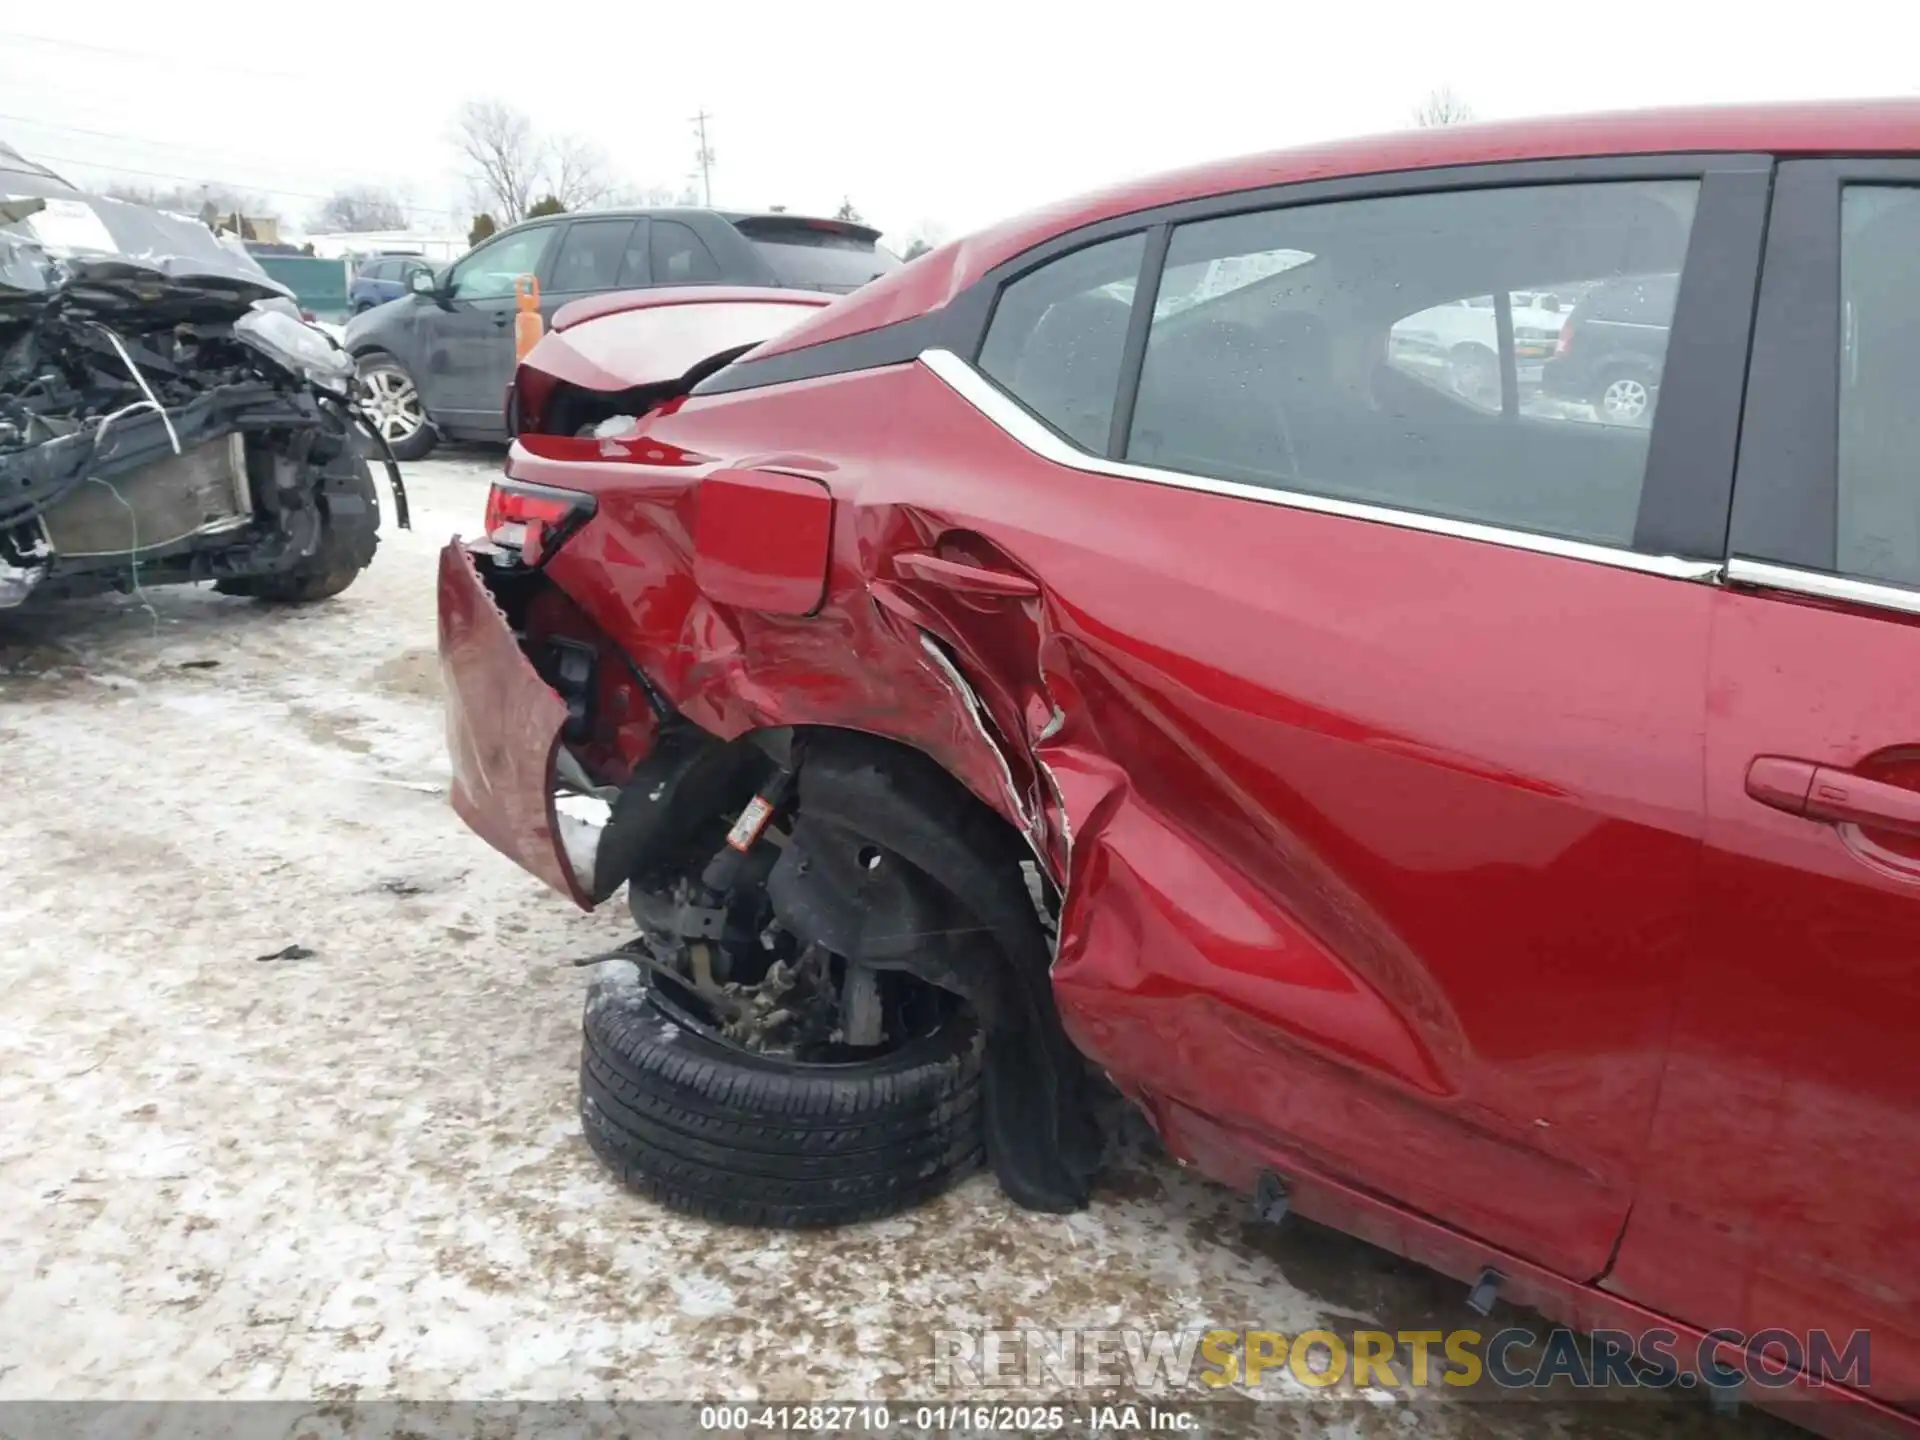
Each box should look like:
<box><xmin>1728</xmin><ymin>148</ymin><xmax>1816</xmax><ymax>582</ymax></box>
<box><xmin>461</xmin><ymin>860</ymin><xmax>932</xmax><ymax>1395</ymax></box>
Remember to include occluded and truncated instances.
<box><xmin>441</xmin><ymin>102</ymin><xmax>1920</xmax><ymax>1430</ymax></box>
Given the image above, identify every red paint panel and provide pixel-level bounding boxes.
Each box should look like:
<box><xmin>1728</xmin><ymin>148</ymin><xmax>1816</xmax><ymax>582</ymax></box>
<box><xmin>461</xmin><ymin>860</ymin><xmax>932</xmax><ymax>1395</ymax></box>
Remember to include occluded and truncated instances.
<box><xmin>1159</xmin><ymin>1099</ymin><xmax>1917</xmax><ymax>1440</ymax></box>
<box><xmin>517</xmin><ymin>360</ymin><xmax>1701</xmax><ymax>1281</ymax></box>
<box><xmin>508</xmin><ymin>375</ymin><xmax>1033</xmax><ymax>844</ymax></box>
<box><xmin>869</xmin><ymin>360</ymin><xmax>1708</xmax><ymax>1280</ymax></box>
<box><xmin>1611</xmin><ymin>588</ymin><xmax>1920</xmax><ymax>1405</ymax></box>
<box><xmin>436</xmin><ymin>542</ymin><xmax>589</xmax><ymax>909</ymax></box>
<box><xmin>691</xmin><ymin>467</ymin><xmax>834</xmax><ymax>617</ymax></box>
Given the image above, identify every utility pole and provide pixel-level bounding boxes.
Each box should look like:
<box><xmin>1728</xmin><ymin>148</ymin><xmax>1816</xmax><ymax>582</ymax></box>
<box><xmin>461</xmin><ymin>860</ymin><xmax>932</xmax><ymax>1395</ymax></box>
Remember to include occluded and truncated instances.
<box><xmin>690</xmin><ymin>110</ymin><xmax>715</xmax><ymax>207</ymax></box>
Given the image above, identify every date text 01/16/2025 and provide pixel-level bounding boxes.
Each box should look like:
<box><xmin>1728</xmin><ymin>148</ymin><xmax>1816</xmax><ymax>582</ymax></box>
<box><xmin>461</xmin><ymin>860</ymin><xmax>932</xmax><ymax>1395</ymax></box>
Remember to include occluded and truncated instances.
<box><xmin>697</xmin><ymin>1404</ymin><xmax>1200</xmax><ymax>1432</ymax></box>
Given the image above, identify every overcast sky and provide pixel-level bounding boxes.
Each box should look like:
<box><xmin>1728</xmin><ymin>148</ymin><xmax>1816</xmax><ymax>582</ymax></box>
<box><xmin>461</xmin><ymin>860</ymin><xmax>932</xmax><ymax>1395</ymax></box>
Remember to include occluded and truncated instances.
<box><xmin>3</xmin><ymin>0</ymin><xmax>1916</xmax><ymax>249</ymax></box>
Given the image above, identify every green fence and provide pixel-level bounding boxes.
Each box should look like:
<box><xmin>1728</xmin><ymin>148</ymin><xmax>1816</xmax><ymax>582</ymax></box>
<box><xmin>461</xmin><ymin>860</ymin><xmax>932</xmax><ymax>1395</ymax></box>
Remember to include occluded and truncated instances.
<box><xmin>254</xmin><ymin>254</ymin><xmax>352</xmax><ymax>324</ymax></box>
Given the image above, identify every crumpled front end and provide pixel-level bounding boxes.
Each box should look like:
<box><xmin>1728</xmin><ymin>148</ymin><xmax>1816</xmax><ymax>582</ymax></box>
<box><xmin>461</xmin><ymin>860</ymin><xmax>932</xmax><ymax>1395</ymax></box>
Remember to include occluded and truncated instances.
<box><xmin>2</xmin><ymin>154</ymin><xmax>406</xmax><ymax>609</ymax></box>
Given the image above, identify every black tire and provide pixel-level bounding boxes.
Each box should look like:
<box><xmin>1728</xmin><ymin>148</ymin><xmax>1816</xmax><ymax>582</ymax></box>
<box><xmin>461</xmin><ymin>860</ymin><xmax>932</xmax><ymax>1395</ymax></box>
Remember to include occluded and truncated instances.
<box><xmin>218</xmin><ymin>453</ymin><xmax>381</xmax><ymax>604</ymax></box>
<box><xmin>355</xmin><ymin>353</ymin><xmax>436</xmax><ymax>461</ymax></box>
<box><xmin>581</xmin><ymin>966</ymin><xmax>984</xmax><ymax>1227</ymax></box>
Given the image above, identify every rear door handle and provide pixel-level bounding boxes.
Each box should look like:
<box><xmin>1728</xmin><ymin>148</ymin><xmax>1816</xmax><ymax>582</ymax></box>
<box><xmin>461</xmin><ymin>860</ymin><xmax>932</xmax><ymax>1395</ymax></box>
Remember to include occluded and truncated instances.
<box><xmin>492</xmin><ymin>312</ymin><xmax>512</xmax><ymax>328</ymax></box>
<box><xmin>1747</xmin><ymin>755</ymin><xmax>1920</xmax><ymax>838</ymax></box>
<box><xmin>892</xmin><ymin>549</ymin><xmax>1039</xmax><ymax>598</ymax></box>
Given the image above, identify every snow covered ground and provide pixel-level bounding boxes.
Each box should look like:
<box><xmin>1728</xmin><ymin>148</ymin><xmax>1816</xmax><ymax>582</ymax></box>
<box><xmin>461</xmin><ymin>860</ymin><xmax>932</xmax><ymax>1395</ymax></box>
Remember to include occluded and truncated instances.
<box><xmin>0</xmin><ymin>452</ymin><xmax>1781</xmax><ymax>1436</ymax></box>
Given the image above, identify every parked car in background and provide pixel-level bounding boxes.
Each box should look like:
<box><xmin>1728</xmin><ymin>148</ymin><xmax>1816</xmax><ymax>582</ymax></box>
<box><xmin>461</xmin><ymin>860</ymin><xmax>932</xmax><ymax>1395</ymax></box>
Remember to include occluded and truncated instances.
<box><xmin>349</xmin><ymin>254</ymin><xmax>432</xmax><ymax>313</ymax></box>
<box><xmin>1388</xmin><ymin>288</ymin><xmax>1575</xmax><ymax>406</ymax></box>
<box><xmin>343</xmin><ymin>208</ymin><xmax>898</xmax><ymax>459</ymax></box>
<box><xmin>441</xmin><ymin>100</ymin><xmax>1920</xmax><ymax>1434</ymax></box>
<box><xmin>1540</xmin><ymin>271</ymin><xmax>1679</xmax><ymax>423</ymax></box>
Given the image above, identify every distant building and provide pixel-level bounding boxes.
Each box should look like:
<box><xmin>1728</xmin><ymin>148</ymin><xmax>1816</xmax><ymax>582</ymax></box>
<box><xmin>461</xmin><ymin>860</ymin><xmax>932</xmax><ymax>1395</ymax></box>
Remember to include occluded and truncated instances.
<box><xmin>302</xmin><ymin>230</ymin><xmax>467</xmax><ymax>264</ymax></box>
<box><xmin>208</xmin><ymin>210</ymin><xmax>283</xmax><ymax>245</ymax></box>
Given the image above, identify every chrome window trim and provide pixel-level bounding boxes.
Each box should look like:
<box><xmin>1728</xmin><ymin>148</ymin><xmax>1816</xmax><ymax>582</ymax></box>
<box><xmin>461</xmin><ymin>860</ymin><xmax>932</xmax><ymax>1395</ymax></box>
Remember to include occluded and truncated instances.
<box><xmin>917</xmin><ymin>347</ymin><xmax>1724</xmax><ymax>584</ymax></box>
<box><xmin>1725</xmin><ymin>557</ymin><xmax>1920</xmax><ymax>617</ymax></box>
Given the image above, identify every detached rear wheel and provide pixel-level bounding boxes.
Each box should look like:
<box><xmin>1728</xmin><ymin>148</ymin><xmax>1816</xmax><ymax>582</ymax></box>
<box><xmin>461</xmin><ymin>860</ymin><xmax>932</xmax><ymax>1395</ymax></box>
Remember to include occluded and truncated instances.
<box><xmin>582</xmin><ymin>967</ymin><xmax>983</xmax><ymax>1227</ymax></box>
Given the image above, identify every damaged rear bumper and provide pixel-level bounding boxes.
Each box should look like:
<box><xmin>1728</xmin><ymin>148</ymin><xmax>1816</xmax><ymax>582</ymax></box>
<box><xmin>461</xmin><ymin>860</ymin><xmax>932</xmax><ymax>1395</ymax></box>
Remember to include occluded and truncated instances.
<box><xmin>438</xmin><ymin>540</ymin><xmax>596</xmax><ymax>908</ymax></box>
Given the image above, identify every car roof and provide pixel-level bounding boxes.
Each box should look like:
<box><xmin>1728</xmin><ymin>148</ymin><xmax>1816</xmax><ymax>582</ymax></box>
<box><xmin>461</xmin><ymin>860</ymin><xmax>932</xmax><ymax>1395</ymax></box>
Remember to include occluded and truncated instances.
<box><xmin>492</xmin><ymin>207</ymin><xmax>870</xmax><ymax>235</ymax></box>
<box><xmin>750</xmin><ymin>97</ymin><xmax>1920</xmax><ymax>362</ymax></box>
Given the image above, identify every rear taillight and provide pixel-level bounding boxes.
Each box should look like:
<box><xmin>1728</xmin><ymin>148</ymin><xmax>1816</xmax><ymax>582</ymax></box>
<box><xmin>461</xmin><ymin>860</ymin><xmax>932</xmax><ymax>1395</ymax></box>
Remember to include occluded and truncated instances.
<box><xmin>300</xmin><ymin>308</ymin><xmax>317</xmax><ymax>322</ymax></box>
<box><xmin>483</xmin><ymin>480</ymin><xmax>595</xmax><ymax>565</ymax></box>
<box><xmin>1554</xmin><ymin>324</ymin><xmax>1574</xmax><ymax>357</ymax></box>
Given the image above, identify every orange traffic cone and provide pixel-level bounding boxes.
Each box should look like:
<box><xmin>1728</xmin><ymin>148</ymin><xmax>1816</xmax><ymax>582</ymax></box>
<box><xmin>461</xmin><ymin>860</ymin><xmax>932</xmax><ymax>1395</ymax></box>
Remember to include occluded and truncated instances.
<box><xmin>514</xmin><ymin>274</ymin><xmax>543</xmax><ymax>360</ymax></box>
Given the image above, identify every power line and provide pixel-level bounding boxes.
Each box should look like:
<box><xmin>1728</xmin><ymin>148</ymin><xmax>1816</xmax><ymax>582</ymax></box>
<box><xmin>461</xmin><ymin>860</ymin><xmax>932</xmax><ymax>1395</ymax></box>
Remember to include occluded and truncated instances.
<box><xmin>0</xmin><ymin>111</ymin><xmax>405</xmax><ymax>192</ymax></box>
<box><xmin>25</xmin><ymin>149</ymin><xmax>462</xmax><ymax>223</ymax></box>
<box><xmin>0</xmin><ymin>28</ymin><xmax>317</xmax><ymax>81</ymax></box>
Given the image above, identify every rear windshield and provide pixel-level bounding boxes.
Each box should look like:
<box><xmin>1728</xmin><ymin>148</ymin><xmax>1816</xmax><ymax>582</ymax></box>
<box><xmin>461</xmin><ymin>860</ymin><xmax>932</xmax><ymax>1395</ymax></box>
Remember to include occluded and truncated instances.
<box><xmin>733</xmin><ymin>218</ymin><xmax>899</xmax><ymax>293</ymax></box>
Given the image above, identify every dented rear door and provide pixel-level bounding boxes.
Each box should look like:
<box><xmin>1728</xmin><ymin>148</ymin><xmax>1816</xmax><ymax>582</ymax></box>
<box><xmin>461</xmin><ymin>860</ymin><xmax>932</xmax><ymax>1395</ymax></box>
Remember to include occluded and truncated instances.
<box><xmin>868</xmin><ymin>157</ymin><xmax>1766</xmax><ymax>1280</ymax></box>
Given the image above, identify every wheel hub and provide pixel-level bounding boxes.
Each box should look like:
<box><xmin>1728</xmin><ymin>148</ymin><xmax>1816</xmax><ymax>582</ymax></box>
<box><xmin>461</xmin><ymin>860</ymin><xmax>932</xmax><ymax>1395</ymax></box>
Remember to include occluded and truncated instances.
<box><xmin>358</xmin><ymin>371</ymin><xmax>424</xmax><ymax>441</ymax></box>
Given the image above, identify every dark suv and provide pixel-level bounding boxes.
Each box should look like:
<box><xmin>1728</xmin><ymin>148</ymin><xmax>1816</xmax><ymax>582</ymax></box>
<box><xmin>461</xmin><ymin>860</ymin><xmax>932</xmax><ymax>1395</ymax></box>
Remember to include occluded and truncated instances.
<box><xmin>342</xmin><ymin>208</ymin><xmax>898</xmax><ymax>459</ymax></box>
<box><xmin>1539</xmin><ymin>271</ymin><xmax>1677</xmax><ymax>424</ymax></box>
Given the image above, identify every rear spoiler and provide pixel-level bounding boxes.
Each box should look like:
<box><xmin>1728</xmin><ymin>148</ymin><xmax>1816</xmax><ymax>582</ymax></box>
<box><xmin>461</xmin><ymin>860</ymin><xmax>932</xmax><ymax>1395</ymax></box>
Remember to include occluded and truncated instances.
<box><xmin>729</xmin><ymin>214</ymin><xmax>883</xmax><ymax>246</ymax></box>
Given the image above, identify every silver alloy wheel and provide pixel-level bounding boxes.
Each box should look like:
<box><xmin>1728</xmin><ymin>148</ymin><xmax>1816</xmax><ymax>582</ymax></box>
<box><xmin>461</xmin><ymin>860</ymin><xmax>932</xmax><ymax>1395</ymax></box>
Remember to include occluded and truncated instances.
<box><xmin>360</xmin><ymin>366</ymin><xmax>426</xmax><ymax>444</ymax></box>
<box><xmin>1599</xmin><ymin>376</ymin><xmax>1651</xmax><ymax>422</ymax></box>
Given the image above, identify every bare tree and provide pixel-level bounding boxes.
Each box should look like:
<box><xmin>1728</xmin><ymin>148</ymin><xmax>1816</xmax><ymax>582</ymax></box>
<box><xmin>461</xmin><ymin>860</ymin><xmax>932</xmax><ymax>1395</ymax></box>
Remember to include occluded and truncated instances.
<box><xmin>604</xmin><ymin>181</ymin><xmax>679</xmax><ymax>207</ymax></box>
<box><xmin>835</xmin><ymin>197</ymin><xmax>864</xmax><ymax>223</ymax></box>
<box><xmin>102</xmin><ymin>180</ymin><xmax>267</xmax><ymax>218</ymax></box>
<box><xmin>1413</xmin><ymin>86</ymin><xmax>1476</xmax><ymax>128</ymax></box>
<box><xmin>313</xmin><ymin>184</ymin><xmax>407</xmax><ymax>233</ymax></box>
<box><xmin>900</xmin><ymin>217</ymin><xmax>946</xmax><ymax>260</ymax></box>
<box><xmin>452</xmin><ymin>99</ymin><xmax>543</xmax><ymax>223</ymax></box>
<box><xmin>547</xmin><ymin>134</ymin><xmax>615</xmax><ymax>211</ymax></box>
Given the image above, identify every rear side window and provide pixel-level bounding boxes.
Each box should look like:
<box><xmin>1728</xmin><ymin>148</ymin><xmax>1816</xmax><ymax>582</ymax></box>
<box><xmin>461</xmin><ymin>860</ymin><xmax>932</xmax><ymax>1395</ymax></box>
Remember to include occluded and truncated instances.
<box><xmin>650</xmin><ymin>220</ymin><xmax>722</xmax><ymax>284</ymax></box>
<box><xmin>549</xmin><ymin>219</ymin><xmax>636</xmax><ymax>293</ymax></box>
<box><xmin>976</xmin><ymin>233</ymin><xmax>1145</xmax><ymax>452</ymax></box>
<box><xmin>1838</xmin><ymin>185</ymin><xmax>1920</xmax><ymax>588</ymax></box>
<box><xmin>732</xmin><ymin>217</ymin><xmax>900</xmax><ymax>292</ymax></box>
<box><xmin>1125</xmin><ymin>181</ymin><xmax>1698</xmax><ymax>548</ymax></box>
<box><xmin>362</xmin><ymin>259</ymin><xmax>391</xmax><ymax>281</ymax></box>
